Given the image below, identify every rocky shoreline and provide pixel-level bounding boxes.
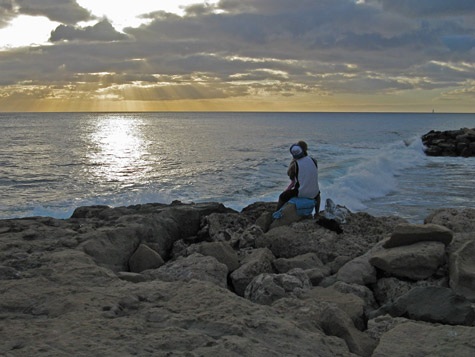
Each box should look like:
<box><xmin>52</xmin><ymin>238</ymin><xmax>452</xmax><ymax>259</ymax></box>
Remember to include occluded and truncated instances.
<box><xmin>422</xmin><ymin>127</ymin><xmax>475</xmax><ymax>157</ymax></box>
<box><xmin>1</xmin><ymin>201</ymin><xmax>475</xmax><ymax>356</ymax></box>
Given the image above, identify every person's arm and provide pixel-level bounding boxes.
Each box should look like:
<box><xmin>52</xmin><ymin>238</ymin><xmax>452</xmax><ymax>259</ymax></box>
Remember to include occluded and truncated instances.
<box><xmin>287</xmin><ymin>160</ymin><xmax>297</xmax><ymax>180</ymax></box>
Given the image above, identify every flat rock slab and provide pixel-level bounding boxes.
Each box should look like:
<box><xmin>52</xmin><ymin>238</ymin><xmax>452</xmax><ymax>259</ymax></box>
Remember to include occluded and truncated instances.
<box><xmin>373</xmin><ymin>321</ymin><xmax>475</xmax><ymax>357</ymax></box>
<box><xmin>384</xmin><ymin>223</ymin><xmax>453</xmax><ymax>248</ymax></box>
<box><xmin>370</xmin><ymin>241</ymin><xmax>446</xmax><ymax>280</ymax></box>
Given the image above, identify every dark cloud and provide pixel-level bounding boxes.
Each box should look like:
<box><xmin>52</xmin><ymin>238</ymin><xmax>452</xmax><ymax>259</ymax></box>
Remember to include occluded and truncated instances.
<box><xmin>49</xmin><ymin>19</ymin><xmax>129</xmax><ymax>42</ymax></box>
<box><xmin>0</xmin><ymin>0</ymin><xmax>14</xmax><ymax>28</ymax></box>
<box><xmin>373</xmin><ymin>0</ymin><xmax>475</xmax><ymax>18</ymax></box>
<box><xmin>0</xmin><ymin>0</ymin><xmax>474</xmax><ymax>108</ymax></box>
<box><xmin>15</xmin><ymin>0</ymin><xmax>93</xmax><ymax>24</ymax></box>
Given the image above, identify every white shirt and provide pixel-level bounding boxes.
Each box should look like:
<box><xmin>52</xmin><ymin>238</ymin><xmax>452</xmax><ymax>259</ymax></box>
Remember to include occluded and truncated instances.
<box><xmin>295</xmin><ymin>156</ymin><xmax>319</xmax><ymax>198</ymax></box>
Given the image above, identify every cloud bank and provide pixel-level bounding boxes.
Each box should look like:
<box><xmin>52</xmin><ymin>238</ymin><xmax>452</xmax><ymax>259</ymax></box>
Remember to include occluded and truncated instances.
<box><xmin>0</xmin><ymin>0</ymin><xmax>473</xmax><ymax>111</ymax></box>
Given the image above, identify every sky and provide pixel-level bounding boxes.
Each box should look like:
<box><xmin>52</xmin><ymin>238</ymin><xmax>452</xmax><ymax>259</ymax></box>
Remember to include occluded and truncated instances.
<box><xmin>0</xmin><ymin>0</ymin><xmax>474</xmax><ymax>112</ymax></box>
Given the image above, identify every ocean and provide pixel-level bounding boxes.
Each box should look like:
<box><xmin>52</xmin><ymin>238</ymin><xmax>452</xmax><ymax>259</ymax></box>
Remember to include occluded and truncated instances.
<box><xmin>0</xmin><ymin>112</ymin><xmax>474</xmax><ymax>222</ymax></box>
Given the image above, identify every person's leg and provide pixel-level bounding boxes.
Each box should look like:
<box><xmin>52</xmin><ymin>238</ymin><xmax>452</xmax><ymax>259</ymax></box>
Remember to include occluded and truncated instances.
<box><xmin>276</xmin><ymin>188</ymin><xmax>298</xmax><ymax>210</ymax></box>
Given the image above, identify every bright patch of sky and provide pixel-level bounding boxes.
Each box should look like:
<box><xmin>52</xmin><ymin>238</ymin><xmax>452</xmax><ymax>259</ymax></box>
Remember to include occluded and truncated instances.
<box><xmin>0</xmin><ymin>1</ymin><xmax>217</xmax><ymax>49</ymax></box>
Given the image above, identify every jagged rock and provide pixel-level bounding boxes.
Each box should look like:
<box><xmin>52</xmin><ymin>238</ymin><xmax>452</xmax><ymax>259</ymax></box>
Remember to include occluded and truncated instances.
<box><xmin>199</xmin><ymin>212</ymin><xmax>252</xmax><ymax>243</ymax></box>
<box><xmin>424</xmin><ymin>207</ymin><xmax>475</xmax><ymax>233</ymax></box>
<box><xmin>273</xmin><ymin>252</ymin><xmax>323</xmax><ymax>273</ymax></box>
<box><xmin>128</xmin><ymin>244</ymin><xmax>164</xmax><ymax>273</ymax></box>
<box><xmin>450</xmin><ymin>240</ymin><xmax>475</xmax><ymax>302</ymax></box>
<box><xmin>320</xmin><ymin>305</ymin><xmax>377</xmax><ymax>357</ymax></box>
<box><xmin>370</xmin><ymin>241</ymin><xmax>446</xmax><ymax>280</ymax></box>
<box><xmin>384</xmin><ymin>223</ymin><xmax>453</xmax><ymax>248</ymax></box>
<box><xmin>232</xmin><ymin>224</ymin><xmax>264</xmax><ymax>249</ymax></box>
<box><xmin>422</xmin><ymin>128</ymin><xmax>475</xmax><ymax>157</ymax></box>
<box><xmin>0</xmin><ymin>265</ymin><xmax>21</xmax><ymax>280</ymax></box>
<box><xmin>372</xmin><ymin>276</ymin><xmax>448</xmax><ymax>305</ymax></box>
<box><xmin>373</xmin><ymin>321</ymin><xmax>475</xmax><ymax>357</ymax></box>
<box><xmin>230</xmin><ymin>248</ymin><xmax>275</xmax><ymax>296</ymax></box>
<box><xmin>143</xmin><ymin>253</ymin><xmax>229</xmax><ymax>288</ymax></box>
<box><xmin>244</xmin><ymin>269</ymin><xmax>311</xmax><ymax>305</ymax></box>
<box><xmin>371</xmin><ymin>287</ymin><xmax>475</xmax><ymax>326</ymax></box>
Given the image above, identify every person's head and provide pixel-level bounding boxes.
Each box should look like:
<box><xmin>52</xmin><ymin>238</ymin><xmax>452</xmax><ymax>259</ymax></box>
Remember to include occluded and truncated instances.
<box><xmin>290</xmin><ymin>143</ymin><xmax>305</xmax><ymax>159</ymax></box>
<box><xmin>297</xmin><ymin>141</ymin><xmax>308</xmax><ymax>153</ymax></box>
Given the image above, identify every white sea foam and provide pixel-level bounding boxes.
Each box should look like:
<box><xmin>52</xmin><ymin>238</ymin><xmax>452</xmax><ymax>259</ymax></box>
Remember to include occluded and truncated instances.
<box><xmin>321</xmin><ymin>137</ymin><xmax>426</xmax><ymax>211</ymax></box>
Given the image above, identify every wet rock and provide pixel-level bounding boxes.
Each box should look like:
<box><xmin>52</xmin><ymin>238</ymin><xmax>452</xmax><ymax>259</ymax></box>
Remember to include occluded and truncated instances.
<box><xmin>422</xmin><ymin>128</ymin><xmax>475</xmax><ymax>157</ymax></box>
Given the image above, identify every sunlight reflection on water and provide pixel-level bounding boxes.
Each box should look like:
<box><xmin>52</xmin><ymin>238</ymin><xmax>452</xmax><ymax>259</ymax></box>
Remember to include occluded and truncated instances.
<box><xmin>87</xmin><ymin>115</ymin><xmax>150</xmax><ymax>184</ymax></box>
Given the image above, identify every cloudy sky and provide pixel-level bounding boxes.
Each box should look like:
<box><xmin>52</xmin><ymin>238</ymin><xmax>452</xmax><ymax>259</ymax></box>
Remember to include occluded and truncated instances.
<box><xmin>0</xmin><ymin>0</ymin><xmax>474</xmax><ymax>112</ymax></box>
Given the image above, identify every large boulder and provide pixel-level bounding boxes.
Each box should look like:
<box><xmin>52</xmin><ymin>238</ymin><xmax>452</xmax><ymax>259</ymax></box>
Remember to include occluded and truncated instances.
<box><xmin>370</xmin><ymin>241</ymin><xmax>446</xmax><ymax>280</ymax></box>
<box><xmin>244</xmin><ymin>269</ymin><xmax>311</xmax><ymax>305</ymax></box>
<box><xmin>199</xmin><ymin>212</ymin><xmax>252</xmax><ymax>243</ymax></box>
<box><xmin>230</xmin><ymin>248</ymin><xmax>275</xmax><ymax>296</ymax></box>
<box><xmin>269</xmin><ymin>203</ymin><xmax>304</xmax><ymax>230</ymax></box>
<box><xmin>143</xmin><ymin>253</ymin><xmax>229</xmax><ymax>289</ymax></box>
<box><xmin>450</xmin><ymin>240</ymin><xmax>475</xmax><ymax>302</ymax></box>
<box><xmin>371</xmin><ymin>287</ymin><xmax>475</xmax><ymax>326</ymax></box>
<box><xmin>383</xmin><ymin>223</ymin><xmax>453</xmax><ymax>248</ymax></box>
<box><xmin>373</xmin><ymin>321</ymin><xmax>475</xmax><ymax>357</ymax></box>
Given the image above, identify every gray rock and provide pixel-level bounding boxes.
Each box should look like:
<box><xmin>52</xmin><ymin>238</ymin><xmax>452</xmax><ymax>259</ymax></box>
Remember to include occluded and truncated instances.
<box><xmin>273</xmin><ymin>252</ymin><xmax>323</xmax><ymax>273</ymax></box>
<box><xmin>304</xmin><ymin>266</ymin><xmax>332</xmax><ymax>286</ymax></box>
<box><xmin>116</xmin><ymin>271</ymin><xmax>148</xmax><ymax>283</ymax></box>
<box><xmin>144</xmin><ymin>253</ymin><xmax>229</xmax><ymax>289</ymax></box>
<box><xmin>320</xmin><ymin>305</ymin><xmax>377</xmax><ymax>357</ymax></box>
<box><xmin>370</xmin><ymin>241</ymin><xmax>446</xmax><ymax>280</ymax></box>
<box><xmin>372</xmin><ymin>276</ymin><xmax>448</xmax><ymax>305</ymax></box>
<box><xmin>450</xmin><ymin>240</ymin><xmax>475</xmax><ymax>302</ymax></box>
<box><xmin>232</xmin><ymin>224</ymin><xmax>264</xmax><ymax>249</ymax></box>
<box><xmin>365</xmin><ymin>314</ymin><xmax>409</xmax><ymax>341</ymax></box>
<box><xmin>269</xmin><ymin>203</ymin><xmax>304</xmax><ymax>230</ymax></box>
<box><xmin>424</xmin><ymin>207</ymin><xmax>475</xmax><ymax>233</ymax></box>
<box><xmin>244</xmin><ymin>269</ymin><xmax>311</xmax><ymax>305</ymax></box>
<box><xmin>230</xmin><ymin>248</ymin><xmax>275</xmax><ymax>296</ymax></box>
<box><xmin>302</xmin><ymin>286</ymin><xmax>366</xmax><ymax>330</ymax></box>
<box><xmin>128</xmin><ymin>244</ymin><xmax>164</xmax><ymax>273</ymax></box>
<box><xmin>336</xmin><ymin>254</ymin><xmax>377</xmax><ymax>285</ymax></box>
<box><xmin>384</xmin><ymin>223</ymin><xmax>453</xmax><ymax>248</ymax></box>
<box><xmin>373</xmin><ymin>321</ymin><xmax>475</xmax><ymax>357</ymax></box>
<box><xmin>331</xmin><ymin>281</ymin><xmax>378</xmax><ymax>311</ymax></box>
<box><xmin>190</xmin><ymin>241</ymin><xmax>239</xmax><ymax>272</ymax></box>
<box><xmin>373</xmin><ymin>287</ymin><xmax>475</xmax><ymax>326</ymax></box>
<box><xmin>199</xmin><ymin>212</ymin><xmax>252</xmax><ymax>243</ymax></box>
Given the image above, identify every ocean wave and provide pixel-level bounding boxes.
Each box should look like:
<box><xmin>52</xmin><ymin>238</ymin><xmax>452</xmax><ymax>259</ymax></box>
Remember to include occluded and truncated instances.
<box><xmin>321</xmin><ymin>137</ymin><xmax>427</xmax><ymax>211</ymax></box>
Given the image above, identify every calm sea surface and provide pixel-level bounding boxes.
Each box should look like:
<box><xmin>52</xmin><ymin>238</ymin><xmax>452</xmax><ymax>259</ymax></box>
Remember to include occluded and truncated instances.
<box><xmin>0</xmin><ymin>112</ymin><xmax>474</xmax><ymax>222</ymax></box>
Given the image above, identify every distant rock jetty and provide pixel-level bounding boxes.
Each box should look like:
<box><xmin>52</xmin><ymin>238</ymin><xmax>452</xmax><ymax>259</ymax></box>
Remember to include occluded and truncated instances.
<box><xmin>422</xmin><ymin>127</ymin><xmax>475</xmax><ymax>156</ymax></box>
<box><xmin>1</xmin><ymin>201</ymin><xmax>475</xmax><ymax>356</ymax></box>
